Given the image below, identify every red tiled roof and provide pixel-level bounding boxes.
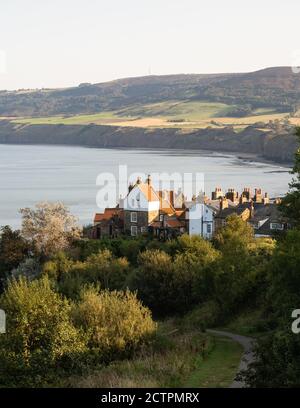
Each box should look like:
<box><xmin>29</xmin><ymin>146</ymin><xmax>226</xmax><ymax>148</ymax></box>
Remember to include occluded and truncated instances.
<box><xmin>94</xmin><ymin>208</ymin><xmax>122</xmax><ymax>223</ymax></box>
<box><xmin>165</xmin><ymin>219</ymin><xmax>185</xmax><ymax>228</ymax></box>
<box><xmin>175</xmin><ymin>209</ymin><xmax>186</xmax><ymax>218</ymax></box>
<box><xmin>150</xmin><ymin>218</ymin><xmax>185</xmax><ymax>229</ymax></box>
<box><xmin>137</xmin><ymin>183</ymin><xmax>160</xmax><ymax>202</ymax></box>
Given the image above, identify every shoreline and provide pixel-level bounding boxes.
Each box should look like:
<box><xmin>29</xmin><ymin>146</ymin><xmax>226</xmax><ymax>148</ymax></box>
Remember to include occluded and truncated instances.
<box><xmin>0</xmin><ymin>142</ymin><xmax>293</xmax><ymax>168</ymax></box>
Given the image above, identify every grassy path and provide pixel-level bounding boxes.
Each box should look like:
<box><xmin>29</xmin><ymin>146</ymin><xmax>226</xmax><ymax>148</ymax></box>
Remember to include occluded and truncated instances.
<box><xmin>185</xmin><ymin>336</ymin><xmax>243</xmax><ymax>388</ymax></box>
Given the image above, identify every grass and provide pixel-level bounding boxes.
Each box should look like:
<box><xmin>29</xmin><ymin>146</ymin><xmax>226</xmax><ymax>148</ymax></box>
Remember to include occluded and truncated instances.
<box><xmin>218</xmin><ymin>308</ymin><xmax>270</xmax><ymax>338</ymax></box>
<box><xmin>11</xmin><ymin>111</ymin><xmax>128</xmax><ymax>126</ymax></box>
<box><xmin>118</xmin><ymin>100</ymin><xmax>234</xmax><ymax>121</ymax></box>
<box><xmin>8</xmin><ymin>99</ymin><xmax>296</xmax><ymax>130</ymax></box>
<box><xmin>184</xmin><ymin>336</ymin><xmax>243</xmax><ymax>388</ymax></box>
<box><xmin>66</xmin><ymin>318</ymin><xmax>243</xmax><ymax>388</ymax></box>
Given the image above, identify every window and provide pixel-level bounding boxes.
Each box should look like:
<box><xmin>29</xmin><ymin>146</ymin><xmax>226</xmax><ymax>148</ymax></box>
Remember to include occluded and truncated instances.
<box><xmin>270</xmin><ymin>222</ymin><xmax>284</xmax><ymax>231</ymax></box>
<box><xmin>131</xmin><ymin>212</ymin><xmax>137</xmax><ymax>222</ymax></box>
<box><xmin>141</xmin><ymin>226</ymin><xmax>147</xmax><ymax>233</ymax></box>
<box><xmin>131</xmin><ymin>226</ymin><xmax>138</xmax><ymax>236</ymax></box>
<box><xmin>159</xmin><ymin>214</ymin><xmax>164</xmax><ymax>222</ymax></box>
<box><xmin>207</xmin><ymin>223</ymin><xmax>212</xmax><ymax>234</ymax></box>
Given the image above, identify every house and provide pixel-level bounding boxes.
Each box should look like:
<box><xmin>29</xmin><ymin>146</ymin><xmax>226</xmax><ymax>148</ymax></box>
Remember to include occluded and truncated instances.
<box><xmin>92</xmin><ymin>207</ymin><xmax>123</xmax><ymax>238</ymax></box>
<box><xmin>120</xmin><ymin>175</ymin><xmax>160</xmax><ymax>236</ymax></box>
<box><xmin>92</xmin><ymin>180</ymin><xmax>288</xmax><ymax>240</ymax></box>
<box><xmin>185</xmin><ymin>199</ymin><xmax>216</xmax><ymax>239</ymax></box>
<box><xmin>213</xmin><ymin>187</ymin><xmax>289</xmax><ymax>238</ymax></box>
<box><xmin>248</xmin><ymin>203</ymin><xmax>290</xmax><ymax>237</ymax></box>
<box><xmin>214</xmin><ymin>196</ymin><xmax>251</xmax><ymax>231</ymax></box>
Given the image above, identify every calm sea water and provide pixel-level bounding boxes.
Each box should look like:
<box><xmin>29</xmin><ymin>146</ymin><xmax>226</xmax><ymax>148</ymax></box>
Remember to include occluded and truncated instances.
<box><xmin>0</xmin><ymin>144</ymin><xmax>292</xmax><ymax>228</ymax></box>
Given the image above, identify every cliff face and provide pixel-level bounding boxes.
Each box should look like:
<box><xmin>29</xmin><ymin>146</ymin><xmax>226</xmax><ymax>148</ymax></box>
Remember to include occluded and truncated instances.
<box><xmin>0</xmin><ymin>121</ymin><xmax>297</xmax><ymax>164</ymax></box>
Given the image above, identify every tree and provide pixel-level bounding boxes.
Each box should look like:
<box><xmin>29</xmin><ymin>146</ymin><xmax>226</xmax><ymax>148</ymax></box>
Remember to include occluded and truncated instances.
<box><xmin>213</xmin><ymin>215</ymin><xmax>256</xmax><ymax>314</ymax></box>
<box><xmin>47</xmin><ymin>250</ymin><xmax>130</xmax><ymax>300</ymax></box>
<box><xmin>20</xmin><ymin>202</ymin><xmax>81</xmax><ymax>258</ymax></box>
<box><xmin>0</xmin><ymin>226</ymin><xmax>30</xmax><ymax>290</ymax></box>
<box><xmin>242</xmin><ymin>230</ymin><xmax>300</xmax><ymax>387</ymax></box>
<box><xmin>85</xmin><ymin>249</ymin><xmax>129</xmax><ymax>290</ymax></box>
<box><xmin>131</xmin><ymin>244</ymin><xmax>219</xmax><ymax>317</ymax></box>
<box><xmin>131</xmin><ymin>249</ymin><xmax>177</xmax><ymax>316</ymax></box>
<box><xmin>241</xmin><ymin>132</ymin><xmax>300</xmax><ymax>386</ymax></box>
<box><xmin>11</xmin><ymin>258</ymin><xmax>41</xmax><ymax>280</ymax></box>
<box><xmin>280</xmin><ymin>127</ymin><xmax>300</xmax><ymax>226</ymax></box>
<box><xmin>173</xmin><ymin>235</ymin><xmax>220</xmax><ymax>308</ymax></box>
<box><xmin>0</xmin><ymin>276</ymin><xmax>86</xmax><ymax>386</ymax></box>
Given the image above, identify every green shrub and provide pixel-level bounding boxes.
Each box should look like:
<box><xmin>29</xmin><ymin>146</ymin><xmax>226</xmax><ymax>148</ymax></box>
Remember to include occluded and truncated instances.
<box><xmin>0</xmin><ymin>276</ymin><xmax>86</xmax><ymax>386</ymax></box>
<box><xmin>44</xmin><ymin>250</ymin><xmax>130</xmax><ymax>300</ymax></box>
<box><xmin>73</xmin><ymin>287</ymin><xmax>156</xmax><ymax>361</ymax></box>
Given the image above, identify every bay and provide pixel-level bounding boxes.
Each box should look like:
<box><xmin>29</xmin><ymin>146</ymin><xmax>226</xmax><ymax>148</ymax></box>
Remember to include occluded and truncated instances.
<box><xmin>0</xmin><ymin>144</ymin><xmax>292</xmax><ymax>228</ymax></box>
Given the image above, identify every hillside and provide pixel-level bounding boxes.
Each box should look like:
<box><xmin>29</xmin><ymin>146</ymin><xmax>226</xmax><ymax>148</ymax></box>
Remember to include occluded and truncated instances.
<box><xmin>1</xmin><ymin>67</ymin><xmax>300</xmax><ymax>117</ymax></box>
<box><xmin>0</xmin><ymin>67</ymin><xmax>299</xmax><ymax>163</ymax></box>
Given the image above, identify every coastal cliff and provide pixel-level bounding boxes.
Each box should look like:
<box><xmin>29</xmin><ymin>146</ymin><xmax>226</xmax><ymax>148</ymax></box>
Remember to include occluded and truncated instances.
<box><xmin>0</xmin><ymin>120</ymin><xmax>297</xmax><ymax>164</ymax></box>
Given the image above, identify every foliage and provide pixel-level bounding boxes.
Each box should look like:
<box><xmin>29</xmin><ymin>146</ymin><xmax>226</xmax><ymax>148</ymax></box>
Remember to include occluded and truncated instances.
<box><xmin>280</xmin><ymin>127</ymin><xmax>300</xmax><ymax>227</ymax></box>
<box><xmin>242</xmin><ymin>214</ymin><xmax>300</xmax><ymax>385</ymax></box>
<box><xmin>20</xmin><ymin>202</ymin><xmax>82</xmax><ymax>258</ymax></box>
<box><xmin>0</xmin><ymin>226</ymin><xmax>30</xmax><ymax>289</ymax></box>
<box><xmin>73</xmin><ymin>286</ymin><xmax>156</xmax><ymax>361</ymax></box>
<box><xmin>66</xmin><ymin>320</ymin><xmax>217</xmax><ymax>388</ymax></box>
<box><xmin>212</xmin><ymin>215</ymin><xmax>259</xmax><ymax>315</ymax></box>
<box><xmin>11</xmin><ymin>258</ymin><xmax>41</xmax><ymax>280</ymax></box>
<box><xmin>45</xmin><ymin>250</ymin><xmax>130</xmax><ymax>299</ymax></box>
<box><xmin>0</xmin><ymin>276</ymin><xmax>86</xmax><ymax>386</ymax></box>
<box><xmin>131</xmin><ymin>237</ymin><xmax>219</xmax><ymax>317</ymax></box>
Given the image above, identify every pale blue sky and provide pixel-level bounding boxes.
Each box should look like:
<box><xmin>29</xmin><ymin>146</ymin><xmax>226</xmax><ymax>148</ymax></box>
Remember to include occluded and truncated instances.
<box><xmin>0</xmin><ymin>0</ymin><xmax>299</xmax><ymax>90</ymax></box>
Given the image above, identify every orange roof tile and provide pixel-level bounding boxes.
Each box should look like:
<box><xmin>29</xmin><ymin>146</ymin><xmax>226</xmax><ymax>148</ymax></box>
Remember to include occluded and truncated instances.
<box><xmin>137</xmin><ymin>183</ymin><xmax>160</xmax><ymax>202</ymax></box>
<box><xmin>94</xmin><ymin>208</ymin><xmax>122</xmax><ymax>223</ymax></box>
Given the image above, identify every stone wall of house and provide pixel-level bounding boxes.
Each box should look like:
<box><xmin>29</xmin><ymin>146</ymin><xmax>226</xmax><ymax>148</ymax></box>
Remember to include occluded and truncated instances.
<box><xmin>124</xmin><ymin>210</ymin><xmax>149</xmax><ymax>236</ymax></box>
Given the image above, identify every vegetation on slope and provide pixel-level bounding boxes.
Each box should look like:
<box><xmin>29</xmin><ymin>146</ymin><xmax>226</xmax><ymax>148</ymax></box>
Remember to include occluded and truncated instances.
<box><xmin>1</xmin><ymin>67</ymin><xmax>300</xmax><ymax>118</ymax></box>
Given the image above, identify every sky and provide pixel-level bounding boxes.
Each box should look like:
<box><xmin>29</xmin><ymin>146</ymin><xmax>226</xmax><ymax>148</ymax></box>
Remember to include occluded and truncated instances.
<box><xmin>0</xmin><ymin>0</ymin><xmax>299</xmax><ymax>90</ymax></box>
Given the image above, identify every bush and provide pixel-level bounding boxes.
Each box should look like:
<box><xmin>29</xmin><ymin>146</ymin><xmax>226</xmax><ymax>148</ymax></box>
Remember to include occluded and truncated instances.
<box><xmin>131</xmin><ymin>238</ymin><xmax>219</xmax><ymax>317</ymax></box>
<box><xmin>73</xmin><ymin>287</ymin><xmax>156</xmax><ymax>361</ymax></box>
<box><xmin>131</xmin><ymin>249</ymin><xmax>178</xmax><ymax>316</ymax></box>
<box><xmin>44</xmin><ymin>250</ymin><xmax>130</xmax><ymax>300</ymax></box>
<box><xmin>0</xmin><ymin>276</ymin><xmax>86</xmax><ymax>386</ymax></box>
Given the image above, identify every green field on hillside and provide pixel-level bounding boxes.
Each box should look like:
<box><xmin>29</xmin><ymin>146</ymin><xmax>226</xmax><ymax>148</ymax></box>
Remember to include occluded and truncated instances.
<box><xmin>118</xmin><ymin>100</ymin><xmax>235</xmax><ymax>120</ymax></box>
<box><xmin>9</xmin><ymin>99</ymin><xmax>293</xmax><ymax>130</ymax></box>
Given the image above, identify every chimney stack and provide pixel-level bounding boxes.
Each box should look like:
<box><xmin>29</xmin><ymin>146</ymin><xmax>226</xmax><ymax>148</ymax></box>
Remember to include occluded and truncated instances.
<box><xmin>254</xmin><ymin>188</ymin><xmax>263</xmax><ymax>203</ymax></box>
<box><xmin>212</xmin><ymin>187</ymin><xmax>223</xmax><ymax>200</ymax></box>
<box><xmin>263</xmin><ymin>192</ymin><xmax>269</xmax><ymax>205</ymax></box>
<box><xmin>242</xmin><ymin>187</ymin><xmax>251</xmax><ymax>201</ymax></box>
<box><xmin>226</xmin><ymin>188</ymin><xmax>238</xmax><ymax>203</ymax></box>
<box><xmin>220</xmin><ymin>197</ymin><xmax>229</xmax><ymax>211</ymax></box>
